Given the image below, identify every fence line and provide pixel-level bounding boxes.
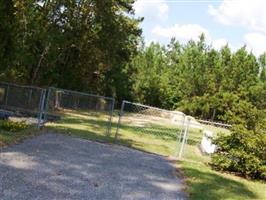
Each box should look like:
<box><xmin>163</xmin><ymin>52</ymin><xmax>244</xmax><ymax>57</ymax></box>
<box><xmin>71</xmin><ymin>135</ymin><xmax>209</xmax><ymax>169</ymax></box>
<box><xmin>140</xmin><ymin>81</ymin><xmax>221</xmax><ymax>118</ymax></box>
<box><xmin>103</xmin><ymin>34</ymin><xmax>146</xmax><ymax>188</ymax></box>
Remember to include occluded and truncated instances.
<box><xmin>0</xmin><ymin>81</ymin><xmax>44</xmax><ymax>90</ymax></box>
<box><xmin>49</xmin><ymin>87</ymin><xmax>114</xmax><ymax>101</ymax></box>
<box><xmin>0</xmin><ymin>82</ymin><xmax>115</xmax><ymax>133</ymax></box>
<box><xmin>44</xmin><ymin>87</ymin><xmax>115</xmax><ymax>136</ymax></box>
<box><xmin>0</xmin><ymin>82</ymin><xmax>46</xmax><ymax>128</ymax></box>
<box><xmin>197</xmin><ymin>119</ymin><xmax>232</xmax><ymax>129</ymax></box>
<box><xmin>115</xmin><ymin>100</ymin><xmax>187</xmax><ymax>157</ymax></box>
<box><xmin>0</xmin><ymin>81</ymin><xmax>231</xmax><ymax>159</ymax></box>
<box><xmin>122</xmin><ymin>100</ymin><xmax>185</xmax><ymax>116</ymax></box>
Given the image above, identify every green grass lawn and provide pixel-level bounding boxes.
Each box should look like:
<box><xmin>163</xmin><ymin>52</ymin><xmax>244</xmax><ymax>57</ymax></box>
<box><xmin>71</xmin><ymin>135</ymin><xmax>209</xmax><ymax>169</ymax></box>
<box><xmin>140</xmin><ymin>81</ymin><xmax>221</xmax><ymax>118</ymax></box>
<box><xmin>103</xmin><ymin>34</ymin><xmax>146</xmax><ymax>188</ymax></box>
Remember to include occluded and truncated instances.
<box><xmin>181</xmin><ymin>159</ymin><xmax>266</xmax><ymax>200</ymax></box>
<box><xmin>3</xmin><ymin>110</ymin><xmax>265</xmax><ymax>200</ymax></box>
<box><xmin>115</xmin><ymin>117</ymin><xmax>182</xmax><ymax>156</ymax></box>
<box><xmin>46</xmin><ymin>110</ymin><xmax>183</xmax><ymax>156</ymax></box>
<box><xmin>46</xmin><ymin>110</ymin><xmax>115</xmax><ymax>142</ymax></box>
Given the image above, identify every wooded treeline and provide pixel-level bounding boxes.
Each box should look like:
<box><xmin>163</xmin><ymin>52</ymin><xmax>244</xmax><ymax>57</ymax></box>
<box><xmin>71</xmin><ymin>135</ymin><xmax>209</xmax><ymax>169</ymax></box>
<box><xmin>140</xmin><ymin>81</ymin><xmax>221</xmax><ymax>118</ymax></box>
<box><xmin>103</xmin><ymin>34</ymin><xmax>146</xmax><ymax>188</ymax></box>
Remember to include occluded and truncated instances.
<box><xmin>0</xmin><ymin>0</ymin><xmax>265</xmax><ymax>124</ymax></box>
<box><xmin>130</xmin><ymin>37</ymin><xmax>266</xmax><ymax>124</ymax></box>
<box><xmin>0</xmin><ymin>0</ymin><xmax>142</xmax><ymax>98</ymax></box>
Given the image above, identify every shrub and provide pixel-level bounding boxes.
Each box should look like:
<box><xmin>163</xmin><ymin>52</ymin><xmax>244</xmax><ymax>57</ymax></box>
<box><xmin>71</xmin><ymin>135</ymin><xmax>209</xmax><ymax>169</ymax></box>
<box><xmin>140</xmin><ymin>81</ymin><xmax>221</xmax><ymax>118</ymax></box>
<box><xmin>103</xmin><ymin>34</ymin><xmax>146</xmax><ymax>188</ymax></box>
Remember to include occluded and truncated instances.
<box><xmin>0</xmin><ymin>120</ymin><xmax>29</xmax><ymax>132</ymax></box>
<box><xmin>211</xmin><ymin>125</ymin><xmax>266</xmax><ymax>181</ymax></box>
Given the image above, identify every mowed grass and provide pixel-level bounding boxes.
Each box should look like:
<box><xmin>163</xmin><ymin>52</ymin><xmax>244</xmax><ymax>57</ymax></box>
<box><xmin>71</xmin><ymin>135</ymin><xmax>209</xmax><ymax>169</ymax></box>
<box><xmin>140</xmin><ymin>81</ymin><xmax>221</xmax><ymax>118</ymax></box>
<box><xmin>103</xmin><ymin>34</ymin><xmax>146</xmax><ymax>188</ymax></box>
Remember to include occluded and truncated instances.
<box><xmin>46</xmin><ymin>110</ymin><xmax>181</xmax><ymax>155</ymax></box>
<box><xmin>115</xmin><ymin>112</ymin><xmax>182</xmax><ymax>156</ymax></box>
<box><xmin>19</xmin><ymin>110</ymin><xmax>266</xmax><ymax>199</ymax></box>
<box><xmin>181</xmin><ymin>159</ymin><xmax>266</xmax><ymax>200</ymax></box>
<box><xmin>179</xmin><ymin>129</ymin><xmax>266</xmax><ymax>200</ymax></box>
<box><xmin>46</xmin><ymin>110</ymin><xmax>116</xmax><ymax>143</ymax></box>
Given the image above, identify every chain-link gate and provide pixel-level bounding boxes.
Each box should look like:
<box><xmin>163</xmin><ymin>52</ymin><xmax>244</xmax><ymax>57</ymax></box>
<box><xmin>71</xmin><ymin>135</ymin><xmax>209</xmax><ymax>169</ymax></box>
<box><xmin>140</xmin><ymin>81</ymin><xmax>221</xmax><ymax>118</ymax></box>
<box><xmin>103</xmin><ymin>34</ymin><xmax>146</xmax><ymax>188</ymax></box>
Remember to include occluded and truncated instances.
<box><xmin>0</xmin><ymin>82</ymin><xmax>46</xmax><ymax>128</ymax></box>
<box><xmin>44</xmin><ymin>87</ymin><xmax>115</xmax><ymax>139</ymax></box>
<box><xmin>115</xmin><ymin>100</ymin><xmax>187</xmax><ymax>157</ymax></box>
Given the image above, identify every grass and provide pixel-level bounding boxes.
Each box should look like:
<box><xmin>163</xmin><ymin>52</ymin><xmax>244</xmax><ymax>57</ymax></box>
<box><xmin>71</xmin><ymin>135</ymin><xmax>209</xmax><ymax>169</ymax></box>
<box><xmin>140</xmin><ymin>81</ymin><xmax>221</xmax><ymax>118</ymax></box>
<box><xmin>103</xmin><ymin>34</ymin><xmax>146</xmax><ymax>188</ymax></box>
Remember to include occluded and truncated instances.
<box><xmin>180</xmin><ymin>159</ymin><xmax>266</xmax><ymax>200</ymax></box>
<box><xmin>2</xmin><ymin>109</ymin><xmax>266</xmax><ymax>199</ymax></box>
<box><xmin>116</xmin><ymin>121</ymin><xmax>180</xmax><ymax>156</ymax></box>
<box><xmin>179</xmin><ymin>129</ymin><xmax>266</xmax><ymax>199</ymax></box>
<box><xmin>46</xmin><ymin>110</ymin><xmax>116</xmax><ymax>143</ymax></box>
<box><xmin>178</xmin><ymin>125</ymin><xmax>266</xmax><ymax>199</ymax></box>
<box><xmin>46</xmin><ymin>110</ymin><xmax>182</xmax><ymax>156</ymax></box>
<box><xmin>0</xmin><ymin>122</ymin><xmax>40</xmax><ymax>147</ymax></box>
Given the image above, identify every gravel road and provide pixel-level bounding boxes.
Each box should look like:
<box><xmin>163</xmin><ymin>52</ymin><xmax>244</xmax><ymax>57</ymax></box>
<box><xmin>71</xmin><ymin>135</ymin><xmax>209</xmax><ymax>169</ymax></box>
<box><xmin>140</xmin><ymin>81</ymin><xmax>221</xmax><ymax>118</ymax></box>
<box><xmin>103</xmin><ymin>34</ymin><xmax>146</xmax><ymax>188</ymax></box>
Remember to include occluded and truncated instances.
<box><xmin>0</xmin><ymin>133</ymin><xmax>186</xmax><ymax>200</ymax></box>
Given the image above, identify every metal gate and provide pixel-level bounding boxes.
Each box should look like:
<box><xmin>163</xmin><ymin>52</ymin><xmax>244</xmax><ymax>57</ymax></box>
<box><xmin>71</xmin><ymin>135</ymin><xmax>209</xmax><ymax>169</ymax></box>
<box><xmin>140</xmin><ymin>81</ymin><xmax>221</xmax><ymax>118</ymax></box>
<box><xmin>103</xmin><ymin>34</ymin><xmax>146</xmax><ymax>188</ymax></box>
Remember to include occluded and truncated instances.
<box><xmin>115</xmin><ymin>100</ymin><xmax>188</xmax><ymax>157</ymax></box>
<box><xmin>44</xmin><ymin>87</ymin><xmax>115</xmax><ymax>139</ymax></box>
<box><xmin>0</xmin><ymin>82</ymin><xmax>46</xmax><ymax>128</ymax></box>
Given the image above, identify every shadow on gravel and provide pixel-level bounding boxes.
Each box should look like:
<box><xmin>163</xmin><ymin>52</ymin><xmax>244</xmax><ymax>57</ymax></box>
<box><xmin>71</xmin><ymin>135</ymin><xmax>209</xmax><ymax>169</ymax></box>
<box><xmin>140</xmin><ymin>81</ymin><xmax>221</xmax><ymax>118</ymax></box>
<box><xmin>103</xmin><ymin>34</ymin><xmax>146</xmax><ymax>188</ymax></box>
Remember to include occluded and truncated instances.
<box><xmin>0</xmin><ymin>134</ymin><xmax>186</xmax><ymax>200</ymax></box>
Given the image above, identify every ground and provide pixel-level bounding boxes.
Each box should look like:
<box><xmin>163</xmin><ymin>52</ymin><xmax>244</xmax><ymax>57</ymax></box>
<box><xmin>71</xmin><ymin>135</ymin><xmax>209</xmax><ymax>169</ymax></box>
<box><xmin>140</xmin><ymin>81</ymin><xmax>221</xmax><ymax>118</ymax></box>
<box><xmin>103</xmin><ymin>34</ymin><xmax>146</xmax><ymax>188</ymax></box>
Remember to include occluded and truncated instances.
<box><xmin>0</xmin><ymin>133</ymin><xmax>186</xmax><ymax>200</ymax></box>
<box><xmin>1</xmin><ymin>110</ymin><xmax>266</xmax><ymax>199</ymax></box>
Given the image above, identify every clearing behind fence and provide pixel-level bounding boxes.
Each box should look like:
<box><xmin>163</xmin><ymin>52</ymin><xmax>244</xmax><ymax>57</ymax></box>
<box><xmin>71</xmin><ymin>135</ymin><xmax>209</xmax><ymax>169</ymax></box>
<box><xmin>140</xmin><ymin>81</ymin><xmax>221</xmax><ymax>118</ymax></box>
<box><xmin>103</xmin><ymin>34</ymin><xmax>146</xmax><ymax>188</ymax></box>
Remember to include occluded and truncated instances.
<box><xmin>44</xmin><ymin>87</ymin><xmax>115</xmax><ymax>140</ymax></box>
<box><xmin>115</xmin><ymin>100</ymin><xmax>187</xmax><ymax>157</ymax></box>
<box><xmin>0</xmin><ymin>82</ymin><xmax>46</xmax><ymax>127</ymax></box>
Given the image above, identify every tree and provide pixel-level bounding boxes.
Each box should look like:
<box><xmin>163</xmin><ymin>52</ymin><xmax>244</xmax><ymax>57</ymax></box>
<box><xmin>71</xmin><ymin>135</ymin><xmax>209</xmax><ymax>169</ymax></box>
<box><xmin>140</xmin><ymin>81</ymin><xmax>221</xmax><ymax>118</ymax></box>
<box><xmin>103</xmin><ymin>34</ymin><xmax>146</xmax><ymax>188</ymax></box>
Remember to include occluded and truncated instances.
<box><xmin>0</xmin><ymin>0</ymin><xmax>142</xmax><ymax>99</ymax></box>
<box><xmin>0</xmin><ymin>0</ymin><xmax>15</xmax><ymax>77</ymax></box>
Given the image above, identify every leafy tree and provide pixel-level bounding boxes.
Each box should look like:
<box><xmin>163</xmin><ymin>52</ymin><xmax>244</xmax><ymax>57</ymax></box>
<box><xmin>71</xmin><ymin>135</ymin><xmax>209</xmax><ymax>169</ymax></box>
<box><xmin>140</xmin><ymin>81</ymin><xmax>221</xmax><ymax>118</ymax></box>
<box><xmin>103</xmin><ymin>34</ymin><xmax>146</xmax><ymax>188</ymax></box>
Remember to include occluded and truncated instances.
<box><xmin>128</xmin><ymin>35</ymin><xmax>265</xmax><ymax>124</ymax></box>
<box><xmin>1</xmin><ymin>0</ymin><xmax>142</xmax><ymax>99</ymax></box>
<box><xmin>0</xmin><ymin>0</ymin><xmax>16</xmax><ymax>77</ymax></box>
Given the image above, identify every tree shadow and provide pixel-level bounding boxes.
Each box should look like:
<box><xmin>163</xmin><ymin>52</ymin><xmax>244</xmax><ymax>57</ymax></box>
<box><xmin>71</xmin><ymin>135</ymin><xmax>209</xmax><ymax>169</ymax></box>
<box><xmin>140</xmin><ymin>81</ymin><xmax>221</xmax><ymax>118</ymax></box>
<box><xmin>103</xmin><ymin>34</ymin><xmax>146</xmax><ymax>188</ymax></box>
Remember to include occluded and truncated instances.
<box><xmin>48</xmin><ymin>113</ymin><xmax>180</xmax><ymax>143</ymax></box>
<box><xmin>0</xmin><ymin>134</ymin><xmax>187</xmax><ymax>199</ymax></box>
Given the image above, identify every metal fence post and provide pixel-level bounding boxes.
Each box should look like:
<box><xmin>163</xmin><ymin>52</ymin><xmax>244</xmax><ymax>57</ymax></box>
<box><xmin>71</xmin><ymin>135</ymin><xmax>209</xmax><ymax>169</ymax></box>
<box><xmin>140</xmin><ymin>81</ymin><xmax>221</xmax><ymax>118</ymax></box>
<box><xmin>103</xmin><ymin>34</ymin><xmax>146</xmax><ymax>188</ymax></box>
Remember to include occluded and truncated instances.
<box><xmin>107</xmin><ymin>98</ymin><xmax>115</xmax><ymax>136</ymax></box>
<box><xmin>175</xmin><ymin>114</ymin><xmax>186</xmax><ymax>157</ymax></box>
<box><xmin>37</xmin><ymin>89</ymin><xmax>46</xmax><ymax>129</ymax></box>
<box><xmin>114</xmin><ymin>100</ymin><xmax>125</xmax><ymax>142</ymax></box>
<box><xmin>178</xmin><ymin>117</ymin><xmax>191</xmax><ymax>159</ymax></box>
<box><xmin>43</xmin><ymin>87</ymin><xmax>51</xmax><ymax>123</ymax></box>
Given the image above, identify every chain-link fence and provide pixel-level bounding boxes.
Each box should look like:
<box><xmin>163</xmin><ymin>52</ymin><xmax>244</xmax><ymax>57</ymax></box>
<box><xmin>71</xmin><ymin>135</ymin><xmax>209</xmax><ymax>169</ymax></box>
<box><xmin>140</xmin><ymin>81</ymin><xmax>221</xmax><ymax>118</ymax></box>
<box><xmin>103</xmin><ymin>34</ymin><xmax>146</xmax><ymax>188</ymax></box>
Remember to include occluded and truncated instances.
<box><xmin>178</xmin><ymin>117</ymin><xmax>231</xmax><ymax>160</ymax></box>
<box><xmin>0</xmin><ymin>82</ymin><xmax>46</xmax><ymax>127</ymax></box>
<box><xmin>0</xmin><ymin>81</ymin><xmax>231</xmax><ymax>160</ymax></box>
<box><xmin>115</xmin><ymin>100</ymin><xmax>186</xmax><ymax>157</ymax></box>
<box><xmin>44</xmin><ymin>87</ymin><xmax>115</xmax><ymax>139</ymax></box>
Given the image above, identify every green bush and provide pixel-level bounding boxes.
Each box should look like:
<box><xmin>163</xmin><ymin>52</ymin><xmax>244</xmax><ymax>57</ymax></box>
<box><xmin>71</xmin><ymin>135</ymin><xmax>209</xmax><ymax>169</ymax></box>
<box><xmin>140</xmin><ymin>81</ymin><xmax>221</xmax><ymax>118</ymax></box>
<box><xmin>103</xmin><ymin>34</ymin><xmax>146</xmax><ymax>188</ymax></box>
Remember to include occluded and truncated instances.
<box><xmin>211</xmin><ymin>125</ymin><xmax>266</xmax><ymax>181</ymax></box>
<box><xmin>0</xmin><ymin>120</ymin><xmax>29</xmax><ymax>132</ymax></box>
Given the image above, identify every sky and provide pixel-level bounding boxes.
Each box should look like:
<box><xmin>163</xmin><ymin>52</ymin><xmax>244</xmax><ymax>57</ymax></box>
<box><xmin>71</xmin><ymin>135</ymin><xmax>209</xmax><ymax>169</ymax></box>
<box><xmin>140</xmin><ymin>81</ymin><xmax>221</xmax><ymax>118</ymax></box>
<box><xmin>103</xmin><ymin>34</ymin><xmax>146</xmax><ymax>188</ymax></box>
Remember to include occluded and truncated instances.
<box><xmin>133</xmin><ymin>0</ymin><xmax>266</xmax><ymax>56</ymax></box>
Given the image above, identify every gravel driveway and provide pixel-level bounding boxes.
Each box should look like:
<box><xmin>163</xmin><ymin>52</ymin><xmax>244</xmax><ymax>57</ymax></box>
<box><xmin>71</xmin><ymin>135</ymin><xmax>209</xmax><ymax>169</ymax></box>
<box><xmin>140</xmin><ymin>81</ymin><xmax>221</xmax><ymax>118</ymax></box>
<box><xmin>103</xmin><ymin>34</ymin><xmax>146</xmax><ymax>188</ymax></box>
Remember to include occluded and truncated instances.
<box><xmin>0</xmin><ymin>133</ymin><xmax>186</xmax><ymax>200</ymax></box>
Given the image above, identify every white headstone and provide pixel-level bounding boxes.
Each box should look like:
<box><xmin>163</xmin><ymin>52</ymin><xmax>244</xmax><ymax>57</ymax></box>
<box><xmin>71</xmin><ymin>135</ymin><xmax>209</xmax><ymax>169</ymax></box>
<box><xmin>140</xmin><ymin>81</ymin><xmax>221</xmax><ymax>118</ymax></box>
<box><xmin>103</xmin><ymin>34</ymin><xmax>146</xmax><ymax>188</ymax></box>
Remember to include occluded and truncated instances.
<box><xmin>201</xmin><ymin>130</ymin><xmax>216</xmax><ymax>154</ymax></box>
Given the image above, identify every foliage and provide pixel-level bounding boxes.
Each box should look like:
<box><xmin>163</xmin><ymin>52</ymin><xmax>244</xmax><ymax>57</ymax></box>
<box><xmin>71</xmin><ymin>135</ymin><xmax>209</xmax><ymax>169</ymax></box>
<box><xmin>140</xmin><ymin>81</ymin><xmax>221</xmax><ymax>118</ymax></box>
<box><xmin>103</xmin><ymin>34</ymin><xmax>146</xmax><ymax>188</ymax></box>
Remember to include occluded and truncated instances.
<box><xmin>127</xmin><ymin>36</ymin><xmax>266</xmax><ymax>181</ymax></box>
<box><xmin>128</xmin><ymin>36</ymin><xmax>266</xmax><ymax>124</ymax></box>
<box><xmin>0</xmin><ymin>1</ymin><xmax>265</xmax><ymax>124</ymax></box>
<box><xmin>0</xmin><ymin>120</ymin><xmax>29</xmax><ymax>132</ymax></box>
<box><xmin>211</xmin><ymin>116</ymin><xmax>266</xmax><ymax>180</ymax></box>
<box><xmin>0</xmin><ymin>0</ymin><xmax>142</xmax><ymax>99</ymax></box>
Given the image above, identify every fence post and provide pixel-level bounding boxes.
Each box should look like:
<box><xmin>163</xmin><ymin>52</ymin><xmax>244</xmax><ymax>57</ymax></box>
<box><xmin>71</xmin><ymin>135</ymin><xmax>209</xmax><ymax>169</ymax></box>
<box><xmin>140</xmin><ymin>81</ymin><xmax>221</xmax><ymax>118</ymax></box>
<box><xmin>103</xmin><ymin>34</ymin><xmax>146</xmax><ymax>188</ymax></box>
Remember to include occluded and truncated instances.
<box><xmin>114</xmin><ymin>100</ymin><xmax>125</xmax><ymax>142</ymax></box>
<box><xmin>178</xmin><ymin>117</ymin><xmax>191</xmax><ymax>159</ymax></box>
<box><xmin>175</xmin><ymin>114</ymin><xmax>186</xmax><ymax>157</ymax></box>
<box><xmin>5</xmin><ymin>85</ymin><xmax>9</xmax><ymax>106</ymax></box>
<box><xmin>43</xmin><ymin>87</ymin><xmax>51</xmax><ymax>123</ymax></box>
<box><xmin>107</xmin><ymin>98</ymin><xmax>115</xmax><ymax>136</ymax></box>
<box><xmin>37</xmin><ymin>89</ymin><xmax>46</xmax><ymax>129</ymax></box>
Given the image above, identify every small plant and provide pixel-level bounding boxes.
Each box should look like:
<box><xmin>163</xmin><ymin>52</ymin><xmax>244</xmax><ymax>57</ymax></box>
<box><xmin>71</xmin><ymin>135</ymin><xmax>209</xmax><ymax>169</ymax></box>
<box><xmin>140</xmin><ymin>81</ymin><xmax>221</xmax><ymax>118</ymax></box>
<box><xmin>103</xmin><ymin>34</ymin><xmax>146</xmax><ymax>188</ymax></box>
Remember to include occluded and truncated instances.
<box><xmin>0</xmin><ymin>120</ymin><xmax>29</xmax><ymax>132</ymax></box>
